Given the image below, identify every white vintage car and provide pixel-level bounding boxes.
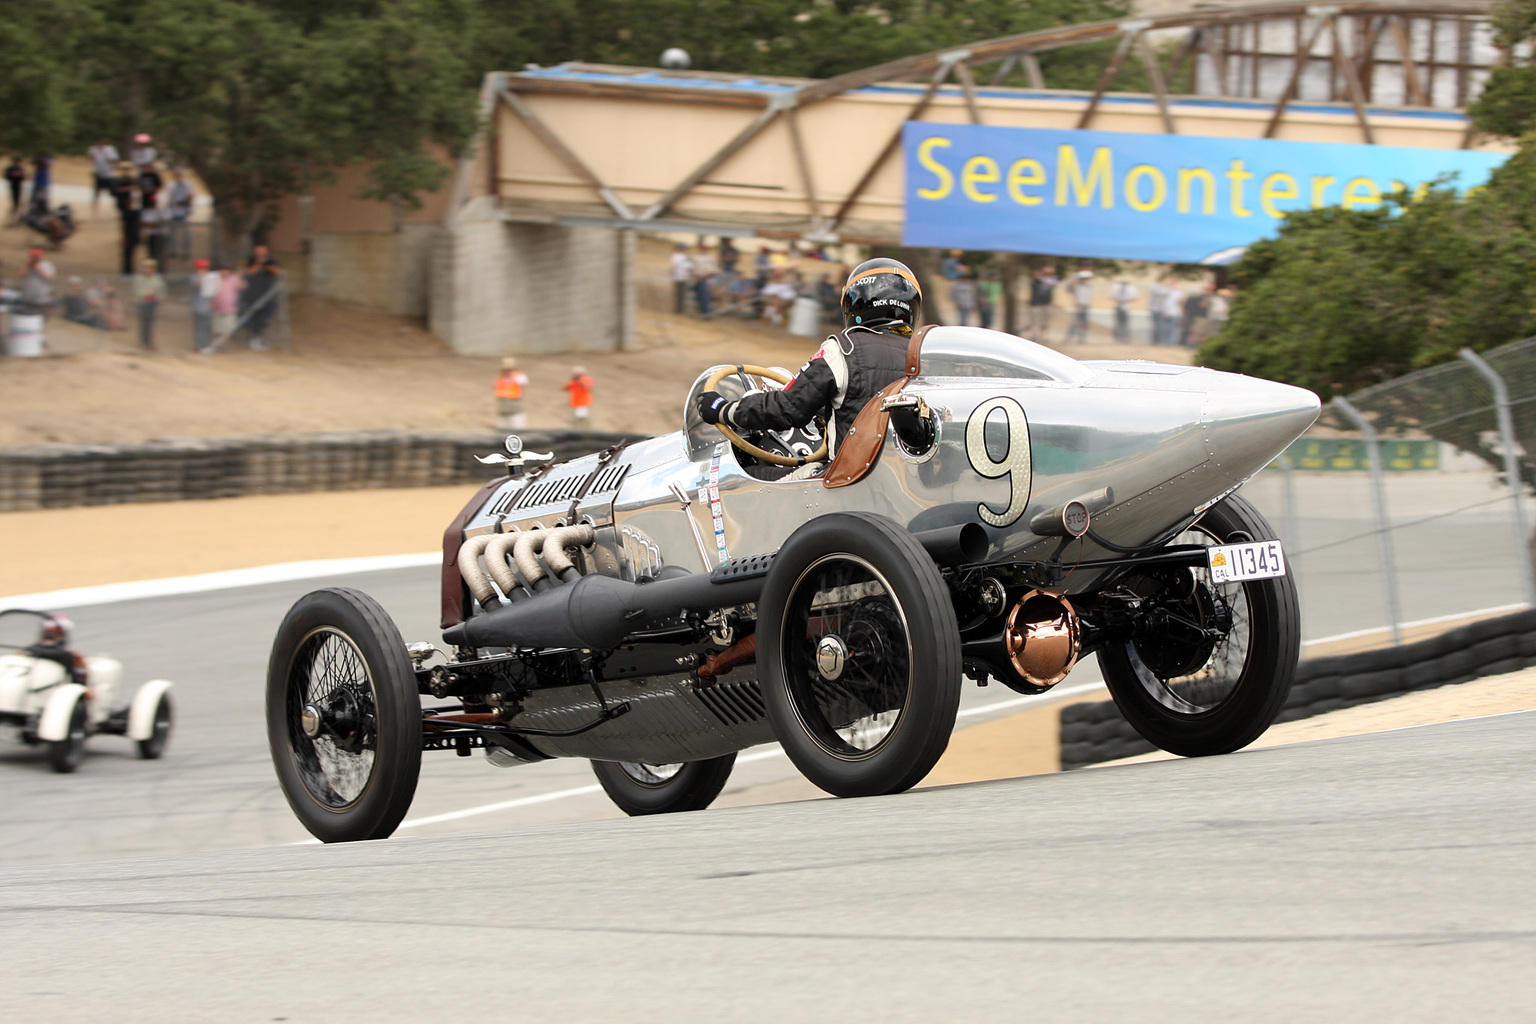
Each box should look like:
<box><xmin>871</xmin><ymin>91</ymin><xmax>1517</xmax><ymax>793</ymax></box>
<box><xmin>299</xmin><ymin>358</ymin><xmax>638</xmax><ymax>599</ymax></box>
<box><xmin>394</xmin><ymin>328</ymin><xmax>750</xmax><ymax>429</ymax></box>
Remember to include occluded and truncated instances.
<box><xmin>0</xmin><ymin>609</ymin><xmax>174</xmax><ymax>772</ymax></box>
<box><xmin>267</xmin><ymin>326</ymin><xmax>1320</xmax><ymax>842</ymax></box>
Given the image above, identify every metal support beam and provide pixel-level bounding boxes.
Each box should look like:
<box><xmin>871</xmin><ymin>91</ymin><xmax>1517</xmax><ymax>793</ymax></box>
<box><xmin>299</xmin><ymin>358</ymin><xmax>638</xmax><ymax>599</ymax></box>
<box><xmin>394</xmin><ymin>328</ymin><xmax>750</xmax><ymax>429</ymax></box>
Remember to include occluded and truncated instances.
<box><xmin>1165</xmin><ymin>29</ymin><xmax>1202</xmax><ymax>90</ymax></box>
<box><xmin>989</xmin><ymin>53</ymin><xmax>1018</xmax><ymax>86</ymax></box>
<box><xmin>1390</xmin><ymin>15</ymin><xmax>1429</xmax><ymax>106</ymax></box>
<box><xmin>1459</xmin><ymin>349</ymin><xmax>1536</xmax><ymax>609</ymax></box>
<box><xmin>640</xmin><ymin>94</ymin><xmax>793</xmax><ymax>222</ymax></box>
<box><xmin>785</xmin><ymin>108</ymin><xmax>824</xmax><ymax>229</ymax></box>
<box><xmin>1330</xmin><ymin>16</ymin><xmax>1378</xmax><ymax>142</ymax></box>
<box><xmin>1265</xmin><ymin>16</ymin><xmax>1332</xmax><ymax>138</ymax></box>
<box><xmin>1077</xmin><ymin>28</ymin><xmax>1142</xmax><ymax>130</ymax></box>
<box><xmin>496</xmin><ymin>84</ymin><xmax>636</xmax><ymax>220</ymax></box>
<box><xmin>831</xmin><ymin>58</ymin><xmax>957</xmax><ymax>231</ymax></box>
<box><xmin>1138</xmin><ymin>33</ymin><xmax>1178</xmax><ymax>133</ymax></box>
<box><xmin>1022</xmin><ymin>52</ymin><xmax>1046</xmax><ymax>89</ymax></box>
<box><xmin>1331</xmin><ymin>396</ymin><xmax>1403</xmax><ymax>644</ymax></box>
<box><xmin>954</xmin><ymin>61</ymin><xmax>985</xmax><ymax>124</ymax></box>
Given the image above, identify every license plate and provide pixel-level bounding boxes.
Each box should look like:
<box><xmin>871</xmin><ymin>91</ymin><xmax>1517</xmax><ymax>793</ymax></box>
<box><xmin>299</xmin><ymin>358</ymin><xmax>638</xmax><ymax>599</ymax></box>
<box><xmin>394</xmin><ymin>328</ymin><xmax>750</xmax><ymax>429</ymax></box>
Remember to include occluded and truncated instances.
<box><xmin>1207</xmin><ymin>540</ymin><xmax>1286</xmax><ymax>583</ymax></box>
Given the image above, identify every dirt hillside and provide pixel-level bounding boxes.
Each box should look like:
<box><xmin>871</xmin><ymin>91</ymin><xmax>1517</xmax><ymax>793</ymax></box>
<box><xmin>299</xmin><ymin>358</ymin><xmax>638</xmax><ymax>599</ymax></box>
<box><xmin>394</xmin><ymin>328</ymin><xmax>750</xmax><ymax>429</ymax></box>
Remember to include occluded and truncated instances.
<box><xmin>3</xmin><ymin>181</ymin><xmax>1187</xmax><ymax>448</ymax></box>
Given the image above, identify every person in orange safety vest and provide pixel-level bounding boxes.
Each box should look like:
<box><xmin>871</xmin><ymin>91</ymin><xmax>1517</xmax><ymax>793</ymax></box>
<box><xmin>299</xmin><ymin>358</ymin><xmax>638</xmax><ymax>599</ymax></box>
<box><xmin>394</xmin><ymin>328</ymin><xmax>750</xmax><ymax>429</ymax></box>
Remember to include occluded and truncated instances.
<box><xmin>563</xmin><ymin>366</ymin><xmax>594</xmax><ymax>423</ymax></box>
<box><xmin>495</xmin><ymin>357</ymin><xmax>529</xmax><ymax>430</ymax></box>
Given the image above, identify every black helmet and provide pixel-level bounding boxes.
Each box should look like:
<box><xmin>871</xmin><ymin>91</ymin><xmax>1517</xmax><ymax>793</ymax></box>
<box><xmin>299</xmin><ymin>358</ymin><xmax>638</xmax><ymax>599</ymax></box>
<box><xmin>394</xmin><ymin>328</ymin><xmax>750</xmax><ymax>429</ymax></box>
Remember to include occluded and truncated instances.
<box><xmin>841</xmin><ymin>258</ymin><xmax>921</xmax><ymax>332</ymax></box>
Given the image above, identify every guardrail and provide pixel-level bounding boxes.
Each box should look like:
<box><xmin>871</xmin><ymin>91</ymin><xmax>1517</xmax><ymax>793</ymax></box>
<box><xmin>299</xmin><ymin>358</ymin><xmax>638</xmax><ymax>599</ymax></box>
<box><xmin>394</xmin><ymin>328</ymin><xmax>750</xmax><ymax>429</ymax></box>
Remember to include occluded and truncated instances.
<box><xmin>1059</xmin><ymin>607</ymin><xmax>1536</xmax><ymax>770</ymax></box>
<box><xmin>0</xmin><ymin>430</ymin><xmax>643</xmax><ymax>512</ymax></box>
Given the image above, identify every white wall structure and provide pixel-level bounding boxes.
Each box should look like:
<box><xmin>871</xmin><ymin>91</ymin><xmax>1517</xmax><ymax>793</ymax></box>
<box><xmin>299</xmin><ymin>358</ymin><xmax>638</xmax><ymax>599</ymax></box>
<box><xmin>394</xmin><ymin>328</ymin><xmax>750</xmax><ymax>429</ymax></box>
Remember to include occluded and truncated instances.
<box><xmin>429</xmin><ymin>197</ymin><xmax>635</xmax><ymax>355</ymax></box>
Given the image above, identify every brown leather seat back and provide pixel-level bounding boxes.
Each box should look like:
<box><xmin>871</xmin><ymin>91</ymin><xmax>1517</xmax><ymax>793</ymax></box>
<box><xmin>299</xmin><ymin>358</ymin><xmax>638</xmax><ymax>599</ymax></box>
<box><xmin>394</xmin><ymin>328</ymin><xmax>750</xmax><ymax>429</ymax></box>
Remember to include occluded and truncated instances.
<box><xmin>823</xmin><ymin>325</ymin><xmax>936</xmax><ymax>489</ymax></box>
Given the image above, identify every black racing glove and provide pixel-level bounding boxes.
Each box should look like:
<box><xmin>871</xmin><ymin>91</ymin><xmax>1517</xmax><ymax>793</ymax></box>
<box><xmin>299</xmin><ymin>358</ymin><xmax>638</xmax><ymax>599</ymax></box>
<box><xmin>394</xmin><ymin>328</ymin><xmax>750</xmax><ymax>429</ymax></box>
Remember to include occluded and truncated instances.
<box><xmin>696</xmin><ymin>390</ymin><xmax>732</xmax><ymax>425</ymax></box>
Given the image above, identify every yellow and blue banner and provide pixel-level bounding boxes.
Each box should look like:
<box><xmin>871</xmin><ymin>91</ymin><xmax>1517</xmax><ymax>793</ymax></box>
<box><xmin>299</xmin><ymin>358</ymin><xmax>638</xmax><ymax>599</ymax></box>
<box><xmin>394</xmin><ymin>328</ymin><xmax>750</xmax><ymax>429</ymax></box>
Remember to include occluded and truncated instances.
<box><xmin>902</xmin><ymin>122</ymin><xmax>1508</xmax><ymax>263</ymax></box>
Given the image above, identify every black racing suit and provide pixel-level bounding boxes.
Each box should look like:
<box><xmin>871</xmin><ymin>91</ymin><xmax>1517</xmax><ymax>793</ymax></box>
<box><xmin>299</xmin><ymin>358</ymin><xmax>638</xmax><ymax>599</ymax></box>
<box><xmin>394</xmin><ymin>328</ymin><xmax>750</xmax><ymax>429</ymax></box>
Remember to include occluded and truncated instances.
<box><xmin>27</xmin><ymin>644</ymin><xmax>85</xmax><ymax>685</ymax></box>
<box><xmin>724</xmin><ymin>324</ymin><xmax>909</xmax><ymax>453</ymax></box>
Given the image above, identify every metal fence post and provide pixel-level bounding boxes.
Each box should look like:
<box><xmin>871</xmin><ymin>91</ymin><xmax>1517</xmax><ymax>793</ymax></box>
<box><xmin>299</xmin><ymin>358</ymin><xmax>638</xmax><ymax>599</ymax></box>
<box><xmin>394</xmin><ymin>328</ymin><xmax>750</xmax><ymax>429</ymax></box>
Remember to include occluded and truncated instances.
<box><xmin>1459</xmin><ymin>349</ymin><xmax>1536</xmax><ymax>607</ymax></box>
<box><xmin>1331</xmin><ymin>397</ymin><xmax>1403</xmax><ymax>644</ymax></box>
<box><xmin>1278</xmin><ymin>451</ymin><xmax>1299</xmax><ymax>586</ymax></box>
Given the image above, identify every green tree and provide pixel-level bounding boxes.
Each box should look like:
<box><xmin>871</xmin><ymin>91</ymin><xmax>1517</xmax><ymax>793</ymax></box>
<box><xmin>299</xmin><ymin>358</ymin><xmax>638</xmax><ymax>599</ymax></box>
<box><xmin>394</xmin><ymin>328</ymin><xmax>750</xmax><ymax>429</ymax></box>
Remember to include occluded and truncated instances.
<box><xmin>1200</xmin><ymin>159</ymin><xmax>1536</xmax><ymax>400</ymax></box>
<box><xmin>475</xmin><ymin>0</ymin><xmax>1130</xmax><ymax>83</ymax></box>
<box><xmin>60</xmin><ymin>0</ymin><xmax>481</xmax><ymax>252</ymax></box>
<box><xmin>0</xmin><ymin>0</ymin><xmax>97</xmax><ymax>155</ymax></box>
<box><xmin>1469</xmin><ymin>0</ymin><xmax>1536</xmax><ymax>138</ymax></box>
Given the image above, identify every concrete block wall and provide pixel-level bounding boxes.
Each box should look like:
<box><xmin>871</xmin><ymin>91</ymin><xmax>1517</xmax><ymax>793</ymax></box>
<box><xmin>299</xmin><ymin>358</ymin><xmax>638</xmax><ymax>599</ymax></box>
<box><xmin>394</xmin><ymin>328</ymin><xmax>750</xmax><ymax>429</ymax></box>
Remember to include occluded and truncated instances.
<box><xmin>430</xmin><ymin>199</ymin><xmax>633</xmax><ymax>355</ymax></box>
<box><xmin>0</xmin><ymin>430</ymin><xmax>643</xmax><ymax>511</ymax></box>
<box><xmin>306</xmin><ymin>224</ymin><xmax>439</xmax><ymax>317</ymax></box>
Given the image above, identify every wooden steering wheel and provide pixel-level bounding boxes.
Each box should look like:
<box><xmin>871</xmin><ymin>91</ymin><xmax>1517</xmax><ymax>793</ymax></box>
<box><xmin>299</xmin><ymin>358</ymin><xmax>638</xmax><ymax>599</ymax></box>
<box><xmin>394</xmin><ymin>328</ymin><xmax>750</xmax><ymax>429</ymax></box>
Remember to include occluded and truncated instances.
<box><xmin>704</xmin><ymin>364</ymin><xmax>829</xmax><ymax>467</ymax></box>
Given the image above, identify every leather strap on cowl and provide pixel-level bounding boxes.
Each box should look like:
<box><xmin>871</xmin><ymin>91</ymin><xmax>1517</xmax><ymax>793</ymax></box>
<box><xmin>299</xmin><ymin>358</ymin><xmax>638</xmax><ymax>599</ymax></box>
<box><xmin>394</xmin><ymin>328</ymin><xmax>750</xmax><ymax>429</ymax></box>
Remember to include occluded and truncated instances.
<box><xmin>906</xmin><ymin>323</ymin><xmax>936</xmax><ymax>376</ymax></box>
<box><xmin>824</xmin><ymin>325</ymin><xmax>936</xmax><ymax>489</ymax></box>
<box><xmin>823</xmin><ymin>378</ymin><xmax>908</xmax><ymax>489</ymax></box>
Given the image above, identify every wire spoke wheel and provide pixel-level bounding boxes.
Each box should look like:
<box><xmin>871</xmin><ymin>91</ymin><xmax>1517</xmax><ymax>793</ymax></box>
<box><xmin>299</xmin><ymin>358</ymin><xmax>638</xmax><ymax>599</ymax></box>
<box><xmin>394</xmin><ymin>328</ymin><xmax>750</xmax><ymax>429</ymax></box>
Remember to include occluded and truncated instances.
<box><xmin>618</xmin><ymin>762</ymin><xmax>683</xmax><ymax>785</ymax></box>
<box><xmin>783</xmin><ymin>557</ymin><xmax>911</xmax><ymax>759</ymax></box>
<box><xmin>592</xmin><ymin>754</ymin><xmax>736</xmax><ymax>815</ymax></box>
<box><xmin>1097</xmin><ymin>495</ymin><xmax>1299</xmax><ymax>758</ymax></box>
<box><xmin>1128</xmin><ymin>527</ymin><xmax>1249</xmax><ymax>715</ymax></box>
<box><xmin>762</xmin><ymin>512</ymin><xmax>961</xmax><ymax>798</ymax></box>
<box><xmin>287</xmin><ymin>628</ymin><xmax>378</xmax><ymax>808</ymax></box>
<box><xmin>267</xmin><ymin>588</ymin><xmax>421</xmax><ymax>843</ymax></box>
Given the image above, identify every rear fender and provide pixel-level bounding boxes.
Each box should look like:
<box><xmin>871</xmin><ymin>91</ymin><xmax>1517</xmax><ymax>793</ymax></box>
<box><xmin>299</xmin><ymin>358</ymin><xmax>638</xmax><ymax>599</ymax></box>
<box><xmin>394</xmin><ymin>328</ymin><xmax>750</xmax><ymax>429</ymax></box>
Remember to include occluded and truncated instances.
<box><xmin>36</xmin><ymin>684</ymin><xmax>86</xmax><ymax>741</ymax></box>
<box><xmin>127</xmin><ymin>679</ymin><xmax>174</xmax><ymax>741</ymax></box>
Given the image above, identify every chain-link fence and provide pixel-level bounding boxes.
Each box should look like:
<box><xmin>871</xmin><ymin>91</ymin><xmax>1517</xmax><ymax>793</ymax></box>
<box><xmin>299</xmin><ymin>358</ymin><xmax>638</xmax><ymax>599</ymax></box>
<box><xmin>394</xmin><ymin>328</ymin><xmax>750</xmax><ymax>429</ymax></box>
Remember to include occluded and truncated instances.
<box><xmin>1238</xmin><ymin>336</ymin><xmax>1536</xmax><ymax>650</ymax></box>
<box><xmin>2</xmin><ymin>270</ymin><xmax>290</xmax><ymax>357</ymax></box>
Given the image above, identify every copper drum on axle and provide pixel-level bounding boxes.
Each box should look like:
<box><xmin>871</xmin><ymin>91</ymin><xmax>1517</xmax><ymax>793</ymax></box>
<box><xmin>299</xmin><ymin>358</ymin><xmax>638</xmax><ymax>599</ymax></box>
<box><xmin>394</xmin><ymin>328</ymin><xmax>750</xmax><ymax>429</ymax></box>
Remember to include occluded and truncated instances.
<box><xmin>1004</xmin><ymin>590</ymin><xmax>1080</xmax><ymax>689</ymax></box>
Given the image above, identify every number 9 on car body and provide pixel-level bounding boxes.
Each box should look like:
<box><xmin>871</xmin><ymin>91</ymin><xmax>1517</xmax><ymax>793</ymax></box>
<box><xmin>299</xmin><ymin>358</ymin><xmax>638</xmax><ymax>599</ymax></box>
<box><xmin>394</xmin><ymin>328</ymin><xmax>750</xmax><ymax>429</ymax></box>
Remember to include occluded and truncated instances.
<box><xmin>964</xmin><ymin>396</ymin><xmax>1032</xmax><ymax>528</ymax></box>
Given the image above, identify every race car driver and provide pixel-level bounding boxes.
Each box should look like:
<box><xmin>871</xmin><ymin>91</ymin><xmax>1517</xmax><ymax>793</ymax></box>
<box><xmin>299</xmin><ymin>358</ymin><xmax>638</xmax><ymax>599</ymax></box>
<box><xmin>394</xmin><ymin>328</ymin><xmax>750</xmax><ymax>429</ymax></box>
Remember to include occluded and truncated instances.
<box><xmin>26</xmin><ymin>615</ymin><xmax>87</xmax><ymax>685</ymax></box>
<box><xmin>694</xmin><ymin>257</ymin><xmax>920</xmax><ymax>456</ymax></box>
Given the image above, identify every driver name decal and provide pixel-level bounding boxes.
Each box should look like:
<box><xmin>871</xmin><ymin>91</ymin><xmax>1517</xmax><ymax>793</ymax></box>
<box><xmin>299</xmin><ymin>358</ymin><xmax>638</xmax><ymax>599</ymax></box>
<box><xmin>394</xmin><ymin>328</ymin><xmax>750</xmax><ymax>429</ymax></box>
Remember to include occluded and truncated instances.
<box><xmin>708</xmin><ymin>446</ymin><xmax>729</xmax><ymax>563</ymax></box>
<box><xmin>964</xmin><ymin>397</ymin><xmax>1032</xmax><ymax>528</ymax></box>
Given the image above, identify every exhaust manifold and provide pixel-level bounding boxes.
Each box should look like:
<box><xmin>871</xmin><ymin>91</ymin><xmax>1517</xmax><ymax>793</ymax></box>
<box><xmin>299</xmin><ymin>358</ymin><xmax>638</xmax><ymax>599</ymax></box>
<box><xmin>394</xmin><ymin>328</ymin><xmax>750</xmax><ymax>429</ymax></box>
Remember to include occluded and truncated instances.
<box><xmin>459</xmin><ymin>525</ymin><xmax>596</xmax><ymax>607</ymax></box>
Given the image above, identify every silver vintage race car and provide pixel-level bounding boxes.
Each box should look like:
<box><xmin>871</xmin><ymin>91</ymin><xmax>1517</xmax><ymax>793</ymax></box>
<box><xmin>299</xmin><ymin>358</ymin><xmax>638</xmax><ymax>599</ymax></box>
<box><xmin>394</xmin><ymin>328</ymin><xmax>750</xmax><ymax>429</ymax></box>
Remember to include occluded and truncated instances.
<box><xmin>267</xmin><ymin>325</ymin><xmax>1320</xmax><ymax>842</ymax></box>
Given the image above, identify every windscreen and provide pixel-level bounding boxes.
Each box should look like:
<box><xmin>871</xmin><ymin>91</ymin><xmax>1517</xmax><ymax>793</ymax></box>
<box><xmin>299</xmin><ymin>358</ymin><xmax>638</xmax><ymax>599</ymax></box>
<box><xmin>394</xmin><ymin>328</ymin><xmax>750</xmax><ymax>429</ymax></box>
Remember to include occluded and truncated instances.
<box><xmin>917</xmin><ymin>326</ymin><xmax>1097</xmax><ymax>384</ymax></box>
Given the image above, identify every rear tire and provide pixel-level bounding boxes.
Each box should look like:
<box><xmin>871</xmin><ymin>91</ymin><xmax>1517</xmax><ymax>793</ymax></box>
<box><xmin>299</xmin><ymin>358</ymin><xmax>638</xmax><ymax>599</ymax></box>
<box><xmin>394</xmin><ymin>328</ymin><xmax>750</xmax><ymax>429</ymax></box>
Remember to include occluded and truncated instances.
<box><xmin>136</xmin><ymin>692</ymin><xmax>173</xmax><ymax>760</ymax></box>
<box><xmin>267</xmin><ymin>588</ymin><xmax>422</xmax><ymax>843</ymax></box>
<box><xmin>591</xmin><ymin>754</ymin><xmax>737</xmax><ymax>815</ymax></box>
<box><xmin>48</xmin><ymin>700</ymin><xmax>87</xmax><ymax>773</ymax></box>
<box><xmin>761</xmin><ymin>512</ymin><xmax>962</xmax><ymax>798</ymax></box>
<box><xmin>1097</xmin><ymin>495</ymin><xmax>1299</xmax><ymax>757</ymax></box>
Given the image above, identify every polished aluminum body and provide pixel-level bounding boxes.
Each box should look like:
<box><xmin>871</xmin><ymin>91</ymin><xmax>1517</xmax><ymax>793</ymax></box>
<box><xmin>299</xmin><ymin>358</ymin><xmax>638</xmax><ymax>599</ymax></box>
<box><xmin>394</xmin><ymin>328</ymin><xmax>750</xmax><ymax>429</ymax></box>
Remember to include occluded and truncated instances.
<box><xmin>463</xmin><ymin>327</ymin><xmax>1320</xmax><ymax>596</ymax></box>
<box><xmin>455</xmin><ymin>328</ymin><xmax>1316</xmax><ymax>766</ymax></box>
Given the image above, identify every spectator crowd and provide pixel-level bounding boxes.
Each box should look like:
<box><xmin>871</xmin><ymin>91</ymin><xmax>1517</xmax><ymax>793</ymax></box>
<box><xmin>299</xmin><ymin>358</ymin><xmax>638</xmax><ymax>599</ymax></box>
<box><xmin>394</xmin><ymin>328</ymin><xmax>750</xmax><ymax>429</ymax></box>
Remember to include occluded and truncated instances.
<box><xmin>3</xmin><ymin>140</ymin><xmax>288</xmax><ymax>354</ymax></box>
<box><xmin>670</xmin><ymin>239</ymin><xmax>844</xmax><ymax>331</ymax></box>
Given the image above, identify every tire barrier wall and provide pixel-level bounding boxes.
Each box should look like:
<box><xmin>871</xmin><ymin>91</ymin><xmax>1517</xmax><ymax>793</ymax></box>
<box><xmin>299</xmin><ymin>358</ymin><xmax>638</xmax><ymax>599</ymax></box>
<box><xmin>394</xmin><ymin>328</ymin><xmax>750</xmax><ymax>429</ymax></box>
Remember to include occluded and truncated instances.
<box><xmin>0</xmin><ymin>430</ymin><xmax>644</xmax><ymax>511</ymax></box>
<box><xmin>1059</xmin><ymin>608</ymin><xmax>1536</xmax><ymax>770</ymax></box>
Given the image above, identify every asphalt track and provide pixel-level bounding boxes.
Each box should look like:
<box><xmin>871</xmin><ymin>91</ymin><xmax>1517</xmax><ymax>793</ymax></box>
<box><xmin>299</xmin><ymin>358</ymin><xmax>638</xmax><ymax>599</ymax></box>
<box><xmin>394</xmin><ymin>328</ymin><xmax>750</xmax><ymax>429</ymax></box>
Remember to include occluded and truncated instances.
<box><xmin>2</xmin><ymin>712</ymin><xmax>1532</xmax><ymax>1020</ymax></box>
<box><xmin>1</xmin><ymin>473</ymin><xmax>1526</xmax><ymax>866</ymax></box>
<box><xmin>1</xmin><ymin>563</ymin><xmax>1095</xmax><ymax>865</ymax></box>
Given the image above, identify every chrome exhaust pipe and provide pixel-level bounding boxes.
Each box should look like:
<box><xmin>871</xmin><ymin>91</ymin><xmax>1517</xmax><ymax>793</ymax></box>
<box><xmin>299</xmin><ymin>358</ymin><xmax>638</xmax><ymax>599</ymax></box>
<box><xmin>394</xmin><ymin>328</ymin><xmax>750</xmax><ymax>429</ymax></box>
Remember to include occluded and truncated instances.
<box><xmin>912</xmin><ymin>522</ymin><xmax>988</xmax><ymax>566</ymax></box>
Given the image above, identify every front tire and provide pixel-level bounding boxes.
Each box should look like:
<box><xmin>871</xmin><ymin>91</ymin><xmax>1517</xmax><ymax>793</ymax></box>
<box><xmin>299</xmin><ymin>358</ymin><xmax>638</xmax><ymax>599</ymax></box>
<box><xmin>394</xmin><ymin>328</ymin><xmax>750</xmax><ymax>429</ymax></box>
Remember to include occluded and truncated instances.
<box><xmin>761</xmin><ymin>512</ymin><xmax>962</xmax><ymax>798</ymax></box>
<box><xmin>267</xmin><ymin>588</ymin><xmax>422</xmax><ymax>843</ymax></box>
<box><xmin>1097</xmin><ymin>494</ymin><xmax>1300</xmax><ymax>757</ymax></box>
<box><xmin>48</xmin><ymin>701</ymin><xmax>87</xmax><ymax>773</ymax></box>
<box><xmin>591</xmin><ymin>754</ymin><xmax>737</xmax><ymax>815</ymax></box>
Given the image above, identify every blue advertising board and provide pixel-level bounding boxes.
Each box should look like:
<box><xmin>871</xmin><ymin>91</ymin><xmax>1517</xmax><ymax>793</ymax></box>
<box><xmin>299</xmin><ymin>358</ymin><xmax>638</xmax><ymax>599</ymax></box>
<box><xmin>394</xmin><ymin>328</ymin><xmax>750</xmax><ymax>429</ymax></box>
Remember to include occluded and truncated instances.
<box><xmin>902</xmin><ymin>122</ymin><xmax>1509</xmax><ymax>263</ymax></box>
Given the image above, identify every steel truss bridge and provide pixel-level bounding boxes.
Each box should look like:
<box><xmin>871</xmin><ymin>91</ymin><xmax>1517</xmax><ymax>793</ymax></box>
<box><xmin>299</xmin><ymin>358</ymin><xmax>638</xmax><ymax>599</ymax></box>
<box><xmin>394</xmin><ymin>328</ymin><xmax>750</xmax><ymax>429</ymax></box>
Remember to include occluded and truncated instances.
<box><xmin>449</xmin><ymin>1</ymin><xmax>1506</xmax><ymax>243</ymax></box>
